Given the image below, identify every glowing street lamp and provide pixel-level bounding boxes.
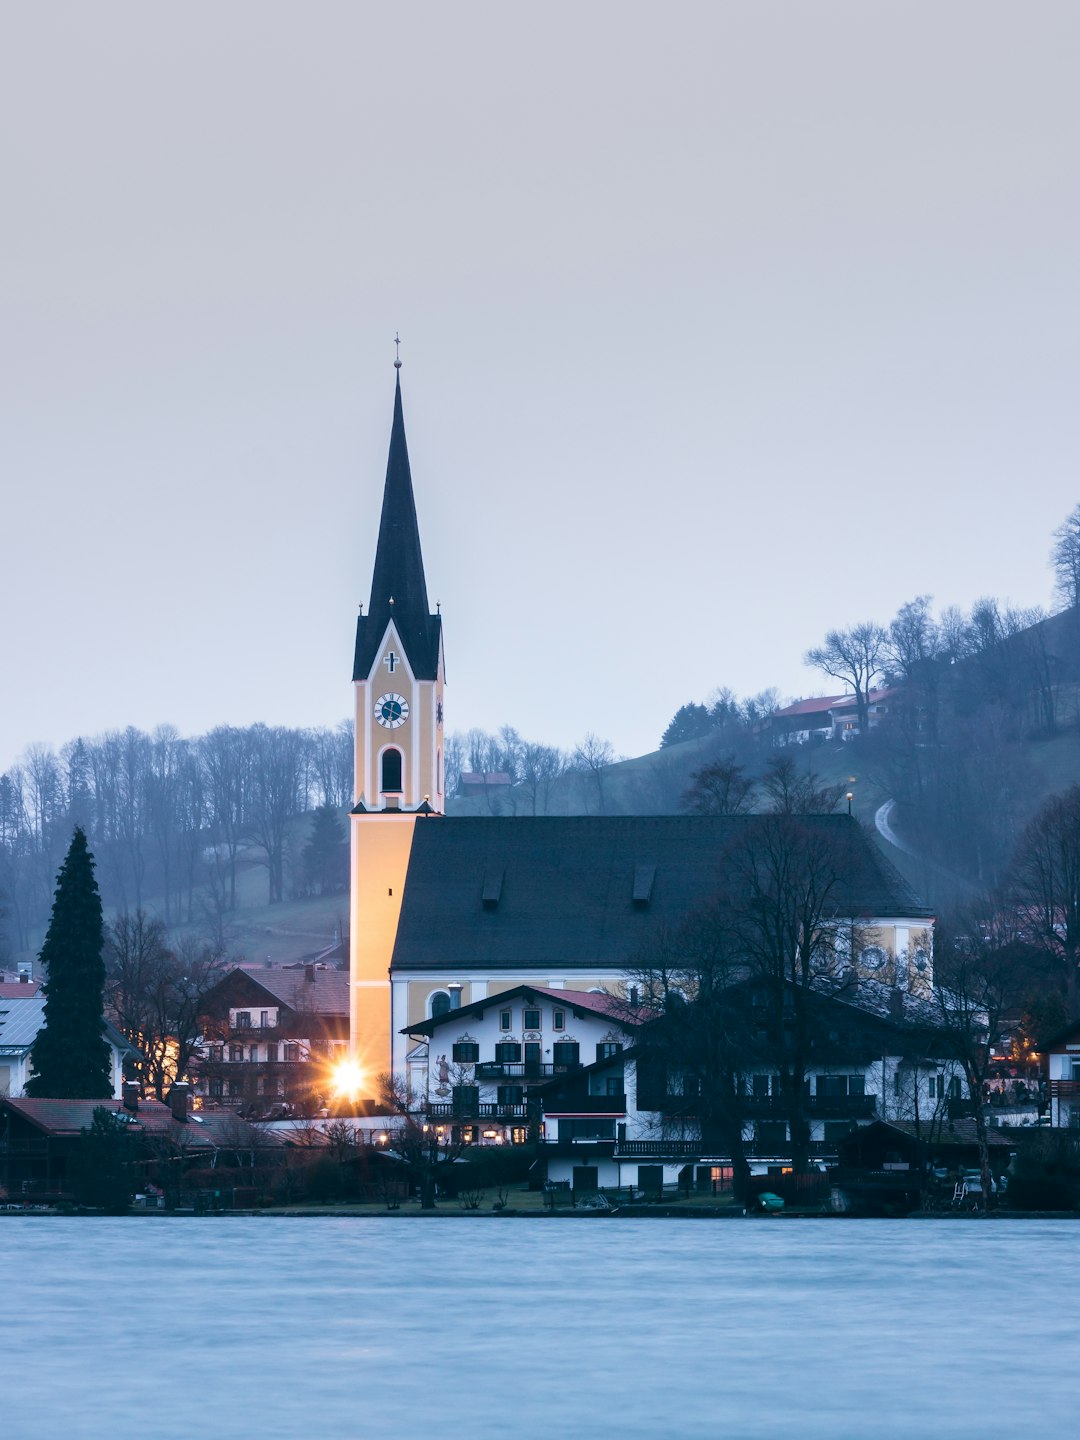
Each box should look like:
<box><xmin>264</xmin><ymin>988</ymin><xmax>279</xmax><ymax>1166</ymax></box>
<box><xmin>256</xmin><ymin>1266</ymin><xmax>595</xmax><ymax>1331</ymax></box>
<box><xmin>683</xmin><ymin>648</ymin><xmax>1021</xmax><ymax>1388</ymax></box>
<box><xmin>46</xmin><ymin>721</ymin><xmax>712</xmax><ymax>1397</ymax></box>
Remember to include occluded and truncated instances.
<box><xmin>330</xmin><ymin>1057</ymin><xmax>365</xmax><ymax>1102</ymax></box>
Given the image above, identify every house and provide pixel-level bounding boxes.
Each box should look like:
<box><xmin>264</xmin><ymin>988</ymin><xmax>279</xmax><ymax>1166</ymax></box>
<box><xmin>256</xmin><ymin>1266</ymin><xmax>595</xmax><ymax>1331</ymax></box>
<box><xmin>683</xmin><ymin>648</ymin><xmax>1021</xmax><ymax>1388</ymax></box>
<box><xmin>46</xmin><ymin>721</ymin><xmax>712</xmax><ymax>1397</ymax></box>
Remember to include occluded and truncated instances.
<box><xmin>763</xmin><ymin>689</ymin><xmax>899</xmax><ymax>746</ymax></box>
<box><xmin>827</xmin><ymin>688</ymin><xmax>899</xmax><ymax>740</ymax></box>
<box><xmin>762</xmin><ymin>695</ymin><xmax>848</xmax><ymax>745</ymax></box>
<box><xmin>0</xmin><ymin>985</ymin><xmax>135</xmax><ymax>1099</ymax></box>
<box><xmin>538</xmin><ymin>982</ymin><xmax>968</xmax><ymax>1197</ymax></box>
<box><xmin>193</xmin><ymin>963</ymin><xmax>350</xmax><ymax>1116</ymax></box>
<box><xmin>0</xmin><ymin>1088</ymin><xmax>178</xmax><ymax>1199</ymax></box>
<box><xmin>400</xmin><ymin>983</ymin><xmax>650</xmax><ymax>1146</ymax></box>
<box><xmin>1042</xmin><ymin>1019</ymin><xmax>1080</xmax><ymax>1128</ymax></box>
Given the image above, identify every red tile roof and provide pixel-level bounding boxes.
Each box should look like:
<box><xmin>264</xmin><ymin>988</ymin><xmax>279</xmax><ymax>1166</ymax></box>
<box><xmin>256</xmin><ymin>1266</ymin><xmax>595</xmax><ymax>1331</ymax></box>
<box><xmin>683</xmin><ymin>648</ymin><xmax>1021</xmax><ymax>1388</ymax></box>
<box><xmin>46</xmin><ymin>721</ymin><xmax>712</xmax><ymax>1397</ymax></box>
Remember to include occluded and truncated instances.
<box><xmin>526</xmin><ymin>987</ymin><xmax>653</xmax><ymax>1024</ymax></box>
<box><xmin>0</xmin><ymin>981</ymin><xmax>40</xmax><ymax>999</ymax></box>
<box><xmin>1</xmin><ymin>1096</ymin><xmax>175</xmax><ymax>1136</ymax></box>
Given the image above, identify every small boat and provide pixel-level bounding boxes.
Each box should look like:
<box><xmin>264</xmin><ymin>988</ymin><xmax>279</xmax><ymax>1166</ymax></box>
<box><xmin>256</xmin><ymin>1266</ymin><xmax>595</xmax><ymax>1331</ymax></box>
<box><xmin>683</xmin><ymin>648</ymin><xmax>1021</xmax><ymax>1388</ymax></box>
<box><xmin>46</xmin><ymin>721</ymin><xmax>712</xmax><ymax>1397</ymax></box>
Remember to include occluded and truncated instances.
<box><xmin>755</xmin><ymin>1191</ymin><xmax>785</xmax><ymax>1214</ymax></box>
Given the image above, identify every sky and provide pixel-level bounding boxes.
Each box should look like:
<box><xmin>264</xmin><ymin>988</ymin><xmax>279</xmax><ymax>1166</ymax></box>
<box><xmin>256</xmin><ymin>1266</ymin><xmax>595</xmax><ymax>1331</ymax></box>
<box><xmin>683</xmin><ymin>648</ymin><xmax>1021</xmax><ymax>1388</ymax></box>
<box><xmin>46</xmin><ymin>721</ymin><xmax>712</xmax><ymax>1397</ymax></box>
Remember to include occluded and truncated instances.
<box><xmin>2</xmin><ymin>2</ymin><xmax>1078</xmax><ymax>774</ymax></box>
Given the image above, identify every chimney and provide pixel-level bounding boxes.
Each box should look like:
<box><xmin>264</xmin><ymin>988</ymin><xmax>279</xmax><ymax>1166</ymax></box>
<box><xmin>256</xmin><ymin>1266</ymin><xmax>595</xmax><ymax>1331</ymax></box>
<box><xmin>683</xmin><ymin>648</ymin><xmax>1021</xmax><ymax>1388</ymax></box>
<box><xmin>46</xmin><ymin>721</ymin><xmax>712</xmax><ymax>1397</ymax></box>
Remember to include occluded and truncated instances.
<box><xmin>449</xmin><ymin>983</ymin><xmax>462</xmax><ymax>1010</ymax></box>
<box><xmin>888</xmin><ymin>988</ymin><xmax>904</xmax><ymax>1020</ymax></box>
<box><xmin>122</xmin><ymin>1082</ymin><xmax>140</xmax><ymax>1113</ymax></box>
<box><xmin>168</xmin><ymin>1083</ymin><xmax>191</xmax><ymax>1123</ymax></box>
<box><xmin>629</xmin><ymin>986</ymin><xmax>640</xmax><ymax>1009</ymax></box>
<box><xmin>305</xmin><ymin>964</ymin><xmax>315</xmax><ymax>983</ymax></box>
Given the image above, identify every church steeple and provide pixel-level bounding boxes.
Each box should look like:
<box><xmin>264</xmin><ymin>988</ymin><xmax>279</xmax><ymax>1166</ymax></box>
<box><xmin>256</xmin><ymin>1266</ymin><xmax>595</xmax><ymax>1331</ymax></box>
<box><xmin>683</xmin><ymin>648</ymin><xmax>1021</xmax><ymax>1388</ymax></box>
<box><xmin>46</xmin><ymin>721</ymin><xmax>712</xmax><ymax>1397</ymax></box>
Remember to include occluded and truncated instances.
<box><xmin>353</xmin><ymin>373</ymin><xmax>441</xmax><ymax>681</ymax></box>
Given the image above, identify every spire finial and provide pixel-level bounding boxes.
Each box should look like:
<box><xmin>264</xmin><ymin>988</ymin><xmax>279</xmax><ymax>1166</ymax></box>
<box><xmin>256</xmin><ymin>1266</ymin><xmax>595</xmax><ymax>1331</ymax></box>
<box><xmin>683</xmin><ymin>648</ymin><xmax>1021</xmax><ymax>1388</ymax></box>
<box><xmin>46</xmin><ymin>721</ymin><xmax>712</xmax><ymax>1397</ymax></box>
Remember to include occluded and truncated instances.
<box><xmin>394</xmin><ymin>332</ymin><xmax>402</xmax><ymax>371</ymax></box>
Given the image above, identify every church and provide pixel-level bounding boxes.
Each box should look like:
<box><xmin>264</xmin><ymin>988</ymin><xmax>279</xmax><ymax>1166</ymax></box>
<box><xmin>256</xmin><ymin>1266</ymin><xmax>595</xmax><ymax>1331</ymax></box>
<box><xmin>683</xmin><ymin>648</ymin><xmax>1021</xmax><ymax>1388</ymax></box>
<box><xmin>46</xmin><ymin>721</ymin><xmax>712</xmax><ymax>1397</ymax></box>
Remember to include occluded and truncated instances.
<box><xmin>348</xmin><ymin>367</ymin><xmax>935</xmax><ymax>1095</ymax></box>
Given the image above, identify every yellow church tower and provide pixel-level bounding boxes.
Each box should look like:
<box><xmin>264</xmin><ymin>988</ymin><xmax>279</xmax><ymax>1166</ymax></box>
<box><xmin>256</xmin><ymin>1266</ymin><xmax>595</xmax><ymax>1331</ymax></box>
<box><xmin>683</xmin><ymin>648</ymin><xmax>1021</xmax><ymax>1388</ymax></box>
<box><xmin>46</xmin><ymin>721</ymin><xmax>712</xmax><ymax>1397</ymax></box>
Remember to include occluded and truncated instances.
<box><xmin>349</xmin><ymin>358</ymin><xmax>444</xmax><ymax>1087</ymax></box>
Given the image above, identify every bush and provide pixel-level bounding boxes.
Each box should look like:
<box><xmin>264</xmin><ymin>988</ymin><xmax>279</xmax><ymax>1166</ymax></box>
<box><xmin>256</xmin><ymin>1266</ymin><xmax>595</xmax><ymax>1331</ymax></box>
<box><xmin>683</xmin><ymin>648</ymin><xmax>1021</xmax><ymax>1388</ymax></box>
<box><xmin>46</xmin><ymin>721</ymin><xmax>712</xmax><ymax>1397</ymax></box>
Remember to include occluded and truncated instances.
<box><xmin>1005</xmin><ymin>1175</ymin><xmax>1077</xmax><ymax>1211</ymax></box>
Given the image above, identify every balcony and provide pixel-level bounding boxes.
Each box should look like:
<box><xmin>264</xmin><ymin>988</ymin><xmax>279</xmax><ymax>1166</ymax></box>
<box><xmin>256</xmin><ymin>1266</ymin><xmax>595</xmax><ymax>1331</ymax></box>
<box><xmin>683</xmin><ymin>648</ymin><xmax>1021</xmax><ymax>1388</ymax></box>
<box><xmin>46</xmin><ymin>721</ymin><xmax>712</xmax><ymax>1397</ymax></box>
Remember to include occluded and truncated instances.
<box><xmin>474</xmin><ymin>1062</ymin><xmax>581</xmax><ymax>1082</ymax></box>
<box><xmin>746</xmin><ymin>1094</ymin><xmax>877</xmax><ymax>1120</ymax></box>
<box><xmin>423</xmin><ymin>1102</ymin><xmax>531</xmax><ymax>1121</ymax></box>
<box><xmin>542</xmin><ymin>1137</ymin><xmax>838</xmax><ymax>1160</ymax></box>
<box><xmin>543</xmin><ymin>1095</ymin><xmax>627</xmax><ymax>1115</ymax></box>
<box><xmin>1050</xmin><ymin>1081</ymin><xmax>1080</xmax><ymax>1099</ymax></box>
<box><xmin>640</xmin><ymin>1093</ymin><xmax>877</xmax><ymax>1120</ymax></box>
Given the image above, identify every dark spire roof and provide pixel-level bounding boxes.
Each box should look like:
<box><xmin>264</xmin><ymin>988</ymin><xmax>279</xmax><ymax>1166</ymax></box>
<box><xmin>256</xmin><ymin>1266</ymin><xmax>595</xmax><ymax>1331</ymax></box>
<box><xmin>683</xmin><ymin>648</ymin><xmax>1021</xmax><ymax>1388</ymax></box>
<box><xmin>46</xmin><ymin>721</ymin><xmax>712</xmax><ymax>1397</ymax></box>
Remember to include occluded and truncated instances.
<box><xmin>353</xmin><ymin>375</ymin><xmax>441</xmax><ymax>681</ymax></box>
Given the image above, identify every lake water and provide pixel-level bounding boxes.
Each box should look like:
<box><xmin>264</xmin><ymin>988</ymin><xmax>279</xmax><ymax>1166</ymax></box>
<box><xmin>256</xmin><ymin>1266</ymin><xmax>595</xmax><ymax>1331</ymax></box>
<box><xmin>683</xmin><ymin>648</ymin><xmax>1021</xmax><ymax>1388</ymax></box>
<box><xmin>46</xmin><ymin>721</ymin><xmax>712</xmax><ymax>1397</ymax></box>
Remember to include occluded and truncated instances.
<box><xmin>2</xmin><ymin>1217</ymin><xmax>1075</xmax><ymax>1439</ymax></box>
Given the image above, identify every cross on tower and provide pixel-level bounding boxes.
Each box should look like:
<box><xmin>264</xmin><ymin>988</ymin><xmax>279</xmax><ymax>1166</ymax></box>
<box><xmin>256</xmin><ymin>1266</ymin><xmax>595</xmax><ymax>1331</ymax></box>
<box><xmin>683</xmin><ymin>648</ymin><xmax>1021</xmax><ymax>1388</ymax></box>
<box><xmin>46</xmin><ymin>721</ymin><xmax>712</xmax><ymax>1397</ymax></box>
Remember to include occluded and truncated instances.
<box><xmin>383</xmin><ymin>651</ymin><xmax>400</xmax><ymax>674</ymax></box>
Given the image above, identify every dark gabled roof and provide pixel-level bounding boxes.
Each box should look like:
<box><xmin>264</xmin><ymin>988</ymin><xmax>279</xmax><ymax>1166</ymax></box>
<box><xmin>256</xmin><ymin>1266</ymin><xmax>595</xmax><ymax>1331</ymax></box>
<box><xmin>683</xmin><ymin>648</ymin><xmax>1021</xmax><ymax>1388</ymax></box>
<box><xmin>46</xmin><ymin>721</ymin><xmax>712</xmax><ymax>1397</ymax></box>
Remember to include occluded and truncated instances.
<box><xmin>353</xmin><ymin>376</ymin><xmax>442</xmax><ymax>682</ymax></box>
<box><xmin>403</xmin><ymin>984</ymin><xmax>650</xmax><ymax>1037</ymax></box>
<box><xmin>840</xmin><ymin>1118</ymin><xmax>1012</xmax><ymax>1151</ymax></box>
<box><xmin>0</xmin><ymin>1096</ymin><xmax>176</xmax><ymax>1137</ymax></box>
<box><xmin>202</xmin><ymin>966</ymin><xmax>349</xmax><ymax>1019</ymax></box>
<box><xmin>391</xmin><ymin>814</ymin><xmax>932</xmax><ymax>974</ymax></box>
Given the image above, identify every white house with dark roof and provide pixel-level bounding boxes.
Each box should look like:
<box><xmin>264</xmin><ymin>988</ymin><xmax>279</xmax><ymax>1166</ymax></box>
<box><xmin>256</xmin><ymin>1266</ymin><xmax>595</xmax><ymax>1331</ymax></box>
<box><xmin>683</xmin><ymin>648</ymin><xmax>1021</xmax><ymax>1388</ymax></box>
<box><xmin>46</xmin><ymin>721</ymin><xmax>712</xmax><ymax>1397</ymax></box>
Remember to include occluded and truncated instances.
<box><xmin>538</xmin><ymin>983</ymin><xmax>968</xmax><ymax>1198</ymax></box>
<box><xmin>0</xmin><ymin>984</ymin><xmax>134</xmax><ymax>1099</ymax></box>
<box><xmin>401</xmin><ymin>983</ymin><xmax>650</xmax><ymax>1145</ymax></box>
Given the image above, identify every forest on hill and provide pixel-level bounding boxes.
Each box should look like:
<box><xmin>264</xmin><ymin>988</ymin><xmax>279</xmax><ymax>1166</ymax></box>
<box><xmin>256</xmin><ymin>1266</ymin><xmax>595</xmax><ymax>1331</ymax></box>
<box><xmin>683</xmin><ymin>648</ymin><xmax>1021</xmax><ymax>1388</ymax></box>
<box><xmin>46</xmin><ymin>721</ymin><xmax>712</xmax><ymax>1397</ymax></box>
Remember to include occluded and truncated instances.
<box><xmin>2</xmin><ymin>509</ymin><xmax>1078</xmax><ymax>965</ymax></box>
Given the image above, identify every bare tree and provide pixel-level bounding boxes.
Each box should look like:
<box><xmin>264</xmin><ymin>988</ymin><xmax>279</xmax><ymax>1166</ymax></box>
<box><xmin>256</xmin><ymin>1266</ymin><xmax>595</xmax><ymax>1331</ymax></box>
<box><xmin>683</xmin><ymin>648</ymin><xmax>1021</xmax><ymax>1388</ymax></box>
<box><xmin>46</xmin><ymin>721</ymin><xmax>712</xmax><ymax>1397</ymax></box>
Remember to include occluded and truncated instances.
<box><xmin>199</xmin><ymin>726</ymin><xmax>253</xmax><ymax>911</ymax></box>
<box><xmin>762</xmin><ymin>754</ymin><xmax>842</xmax><ymax>816</ymax></box>
<box><xmin>727</xmin><ymin>815</ymin><xmax>860</xmax><ymax>1172</ymax></box>
<box><xmin>625</xmin><ymin>913</ymin><xmax>760</xmax><ymax>1201</ymax></box>
<box><xmin>377</xmin><ymin>1073</ymin><xmax>465</xmax><ymax>1208</ymax></box>
<box><xmin>805</xmin><ymin>622</ymin><xmax>889</xmax><ymax>733</ymax></box>
<box><xmin>248</xmin><ymin>725</ymin><xmax>310</xmax><ymax>904</ymax></box>
<box><xmin>106</xmin><ymin>916</ymin><xmax>229</xmax><ymax>1099</ymax></box>
<box><xmin>1051</xmin><ymin>503</ymin><xmax>1080</xmax><ymax>612</ymax></box>
<box><xmin>518</xmin><ymin>742</ymin><xmax>568</xmax><ymax>816</ymax></box>
<box><xmin>1010</xmin><ymin>785</ymin><xmax>1080</xmax><ymax>1007</ymax></box>
<box><xmin>933</xmin><ymin>908</ymin><xmax>1029</xmax><ymax>1209</ymax></box>
<box><xmin>682</xmin><ymin>756</ymin><xmax>755</xmax><ymax>816</ymax></box>
<box><xmin>572</xmin><ymin>733</ymin><xmax>616</xmax><ymax>815</ymax></box>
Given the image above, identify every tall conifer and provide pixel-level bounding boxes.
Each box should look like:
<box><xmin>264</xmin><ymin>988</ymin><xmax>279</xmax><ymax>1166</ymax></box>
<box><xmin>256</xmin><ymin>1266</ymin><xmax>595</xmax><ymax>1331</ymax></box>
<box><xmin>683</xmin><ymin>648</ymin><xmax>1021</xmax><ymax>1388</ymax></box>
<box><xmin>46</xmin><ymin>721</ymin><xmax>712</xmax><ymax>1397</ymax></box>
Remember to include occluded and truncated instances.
<box><xmin>26</xmin><ymin>827</ymin><xmax>113</xmax><ymax>1098</ymax></box>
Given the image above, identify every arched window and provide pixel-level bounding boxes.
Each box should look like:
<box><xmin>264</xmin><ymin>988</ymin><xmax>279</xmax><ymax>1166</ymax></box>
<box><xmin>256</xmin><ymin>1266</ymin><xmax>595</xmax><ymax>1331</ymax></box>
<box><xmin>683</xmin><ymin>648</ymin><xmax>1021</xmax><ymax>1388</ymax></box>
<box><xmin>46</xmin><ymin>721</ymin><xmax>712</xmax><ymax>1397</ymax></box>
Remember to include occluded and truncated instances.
<box><xmin>381</xmin><ymin>747</ymin><xmax>403</xmax><ymax>793</ymax></box>
<box><xmin>430</xmin><ymin>991</ymin><xmax>451</xmax><ymax>1019</ymax></box>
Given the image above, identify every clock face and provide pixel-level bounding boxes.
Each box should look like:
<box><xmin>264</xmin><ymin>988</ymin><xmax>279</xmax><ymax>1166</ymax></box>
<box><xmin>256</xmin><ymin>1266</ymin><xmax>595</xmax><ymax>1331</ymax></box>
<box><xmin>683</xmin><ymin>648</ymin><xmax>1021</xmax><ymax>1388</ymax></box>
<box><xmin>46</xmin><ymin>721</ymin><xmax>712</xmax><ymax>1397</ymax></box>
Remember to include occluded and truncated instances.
<box><xmin>374</xmin><ymin>693</ymin><xmax>410</xmax><ymax>729</ymax></box>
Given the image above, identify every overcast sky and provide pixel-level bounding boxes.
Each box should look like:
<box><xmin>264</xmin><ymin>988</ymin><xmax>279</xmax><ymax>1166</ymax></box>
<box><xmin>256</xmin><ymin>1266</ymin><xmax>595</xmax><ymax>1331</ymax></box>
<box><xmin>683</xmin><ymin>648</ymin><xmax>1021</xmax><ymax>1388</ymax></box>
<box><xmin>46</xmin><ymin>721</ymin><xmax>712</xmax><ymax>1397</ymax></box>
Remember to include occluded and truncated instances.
<box><xmin>2</xmin><ymin>2</ymin><xmax>1078</xmax><ymax>774</ymax></box>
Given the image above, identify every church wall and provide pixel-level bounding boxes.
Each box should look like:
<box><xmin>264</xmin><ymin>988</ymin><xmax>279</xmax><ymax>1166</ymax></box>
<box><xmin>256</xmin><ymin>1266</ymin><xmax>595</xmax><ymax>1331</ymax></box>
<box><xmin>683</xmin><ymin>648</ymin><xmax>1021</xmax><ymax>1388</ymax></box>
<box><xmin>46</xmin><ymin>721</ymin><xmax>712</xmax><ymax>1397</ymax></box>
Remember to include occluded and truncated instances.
<box><xmin>350</xmin><ymin>814</ymin><xmax>419</xmax><ymax>1083</ymax></box>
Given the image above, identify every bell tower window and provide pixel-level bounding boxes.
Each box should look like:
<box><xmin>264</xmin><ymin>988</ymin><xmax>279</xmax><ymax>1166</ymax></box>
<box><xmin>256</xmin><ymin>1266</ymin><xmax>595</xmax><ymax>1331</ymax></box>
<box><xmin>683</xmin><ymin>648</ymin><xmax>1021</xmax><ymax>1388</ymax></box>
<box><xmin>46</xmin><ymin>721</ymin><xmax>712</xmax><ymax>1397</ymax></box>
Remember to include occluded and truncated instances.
<box><xmin>381</xmin><ymin>747</ymin><xmax>403</xmax><ymax>794</ymax></box>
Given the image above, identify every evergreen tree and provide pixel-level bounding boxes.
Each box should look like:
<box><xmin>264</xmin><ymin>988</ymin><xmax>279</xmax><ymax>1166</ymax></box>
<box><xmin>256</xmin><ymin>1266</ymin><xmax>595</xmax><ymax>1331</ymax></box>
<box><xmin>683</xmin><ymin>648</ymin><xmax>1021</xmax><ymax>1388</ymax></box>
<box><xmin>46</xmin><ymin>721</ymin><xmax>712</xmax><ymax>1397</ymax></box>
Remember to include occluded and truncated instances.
<box><xmin>302</xmin><ymin>804</ymin><xmax>347</xmax><ymax>896</ymax></box>
<box><xmin>26</xmin><ymin>827</ymin><xmax>113</xmax><ymax>1098</ymax></box>
<box><xmin>70</xmin><ymin>1107</ymin><xmax>132</xmax><ymax>1213</ymax></box>
<box><xmin>659</xmin><ymin>702</ymin><xmax>715</xmax><ymax>749</ymax></box>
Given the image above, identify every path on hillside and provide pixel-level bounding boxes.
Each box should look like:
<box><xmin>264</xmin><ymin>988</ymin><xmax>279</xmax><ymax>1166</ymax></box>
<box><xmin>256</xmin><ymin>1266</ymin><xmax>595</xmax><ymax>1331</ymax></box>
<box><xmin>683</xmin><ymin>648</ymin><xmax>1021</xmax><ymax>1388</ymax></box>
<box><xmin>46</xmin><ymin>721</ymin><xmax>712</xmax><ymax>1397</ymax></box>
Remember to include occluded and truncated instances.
<box><xmin>874</xmin><ymin>799</ymin><xmax>978</xmax><ymax>897</ymax></box>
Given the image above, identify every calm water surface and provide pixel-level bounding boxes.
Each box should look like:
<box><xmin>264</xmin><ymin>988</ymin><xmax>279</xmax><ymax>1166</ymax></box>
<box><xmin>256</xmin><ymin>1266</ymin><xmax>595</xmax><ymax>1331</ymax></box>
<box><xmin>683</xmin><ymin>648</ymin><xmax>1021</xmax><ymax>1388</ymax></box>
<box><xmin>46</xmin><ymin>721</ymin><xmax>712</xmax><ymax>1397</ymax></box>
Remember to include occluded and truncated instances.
<box><xmin>2</xmin><ymin>1217</ymin><xmax>1075</xmax><ymax>1439</ymax></box>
